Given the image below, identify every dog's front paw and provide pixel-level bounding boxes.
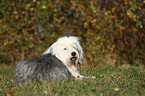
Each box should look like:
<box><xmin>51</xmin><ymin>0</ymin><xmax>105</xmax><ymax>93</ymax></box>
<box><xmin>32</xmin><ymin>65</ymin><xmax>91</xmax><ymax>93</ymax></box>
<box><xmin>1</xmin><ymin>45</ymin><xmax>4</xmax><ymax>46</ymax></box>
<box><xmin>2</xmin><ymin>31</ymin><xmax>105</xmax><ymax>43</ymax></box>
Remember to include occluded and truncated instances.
<box><xmin>85</xmin><ymin>76</ymin><xmax>96</xmax><ymax>79</ymax></box>
<box><xmin>76</xmin><ymin>75</ymin><xmax>85</xmax><ymax>80</ymax></box>
<box><xmin>76</xmin><ymin>75</ymin><xmax>96</xmax><ymax>80</ymax></box>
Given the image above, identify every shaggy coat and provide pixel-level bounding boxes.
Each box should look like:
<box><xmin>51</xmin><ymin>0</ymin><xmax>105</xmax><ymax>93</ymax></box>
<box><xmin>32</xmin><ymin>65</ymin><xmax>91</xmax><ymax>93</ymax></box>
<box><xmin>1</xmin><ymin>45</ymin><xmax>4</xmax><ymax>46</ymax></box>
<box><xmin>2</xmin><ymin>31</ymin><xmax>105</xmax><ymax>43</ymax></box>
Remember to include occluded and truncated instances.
<box><xmin>15</xmin><ymin>54</ymin><xmax>72</xmax><ymax>83</ymax></box>
<box><xmin>15</xmin><ymin>36</ymin><xmax>95</xmax><ymax>83</ymax></box>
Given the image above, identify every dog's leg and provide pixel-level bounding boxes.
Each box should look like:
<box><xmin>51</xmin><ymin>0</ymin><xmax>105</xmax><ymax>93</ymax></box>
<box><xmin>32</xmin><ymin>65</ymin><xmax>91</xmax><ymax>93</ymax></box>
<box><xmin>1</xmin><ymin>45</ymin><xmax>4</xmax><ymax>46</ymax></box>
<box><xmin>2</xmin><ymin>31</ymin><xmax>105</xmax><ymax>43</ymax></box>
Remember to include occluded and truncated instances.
<box><xmin>84</xmin><ymin>76</ymin><xmax>96</xmax><ymax>79</ymax></box>
<box><xmin>76</xmin><ymin>74</ymin><xmax>96</xmax><ymax>80</ymax></box>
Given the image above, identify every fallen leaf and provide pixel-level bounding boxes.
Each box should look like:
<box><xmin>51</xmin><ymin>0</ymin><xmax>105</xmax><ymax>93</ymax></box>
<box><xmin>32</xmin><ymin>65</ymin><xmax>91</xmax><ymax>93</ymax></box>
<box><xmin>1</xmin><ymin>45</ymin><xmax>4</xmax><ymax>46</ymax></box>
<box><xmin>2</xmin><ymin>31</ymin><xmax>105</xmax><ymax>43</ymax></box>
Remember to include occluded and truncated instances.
<box><xmin>114</xmin><ymin>88</ymin><xmax>119</xmax><ymax>91</ymax></box>
<box><xmin>6</xmin><ymin>90</ymin><xmax>13</xmax><ymax>96</ymax></box>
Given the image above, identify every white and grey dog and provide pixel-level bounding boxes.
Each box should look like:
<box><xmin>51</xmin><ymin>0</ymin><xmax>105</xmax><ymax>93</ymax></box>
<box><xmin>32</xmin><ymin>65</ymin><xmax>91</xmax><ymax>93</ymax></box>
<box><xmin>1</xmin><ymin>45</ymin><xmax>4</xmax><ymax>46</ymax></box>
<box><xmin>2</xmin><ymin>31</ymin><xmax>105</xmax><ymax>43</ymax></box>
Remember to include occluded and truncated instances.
<box><xmin>15</xmin><ymin>36</ymin><xmax>95</xmax><ymax>83</ymax></box>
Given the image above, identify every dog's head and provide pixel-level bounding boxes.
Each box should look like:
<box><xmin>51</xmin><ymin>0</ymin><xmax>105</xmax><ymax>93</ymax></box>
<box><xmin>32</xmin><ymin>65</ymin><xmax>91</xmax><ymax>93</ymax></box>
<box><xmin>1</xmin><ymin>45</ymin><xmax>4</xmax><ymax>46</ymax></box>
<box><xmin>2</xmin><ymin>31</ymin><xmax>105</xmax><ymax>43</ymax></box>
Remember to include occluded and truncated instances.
<box><xmin>43</xmin><ymin>36</ymin><xmax>83</xmax><ymax>70</ymax></box>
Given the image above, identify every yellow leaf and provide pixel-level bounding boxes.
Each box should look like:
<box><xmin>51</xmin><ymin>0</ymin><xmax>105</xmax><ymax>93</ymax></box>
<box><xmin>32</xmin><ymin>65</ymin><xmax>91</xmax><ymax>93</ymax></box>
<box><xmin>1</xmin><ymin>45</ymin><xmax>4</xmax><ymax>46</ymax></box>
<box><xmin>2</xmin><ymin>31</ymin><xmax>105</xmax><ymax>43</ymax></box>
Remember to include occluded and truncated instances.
<box><xmin>140</xmin><ymin>25</ymin><xmax>143</xmax><ymax>29</ymax></box>
<box><xmin>108</xmin><ymin>11</ymin><xmax>111</xmax><ymax>14</ymax></box>
<box><xmin>4</xmin><ymin>42</ymin><xmax>7</xmax><ymax>46</ymax></box>
<box><xmin>15</xmin><ymin>15</ymin><xmax>18</xmax><ymax>19</ymax></box>
<box><xmin>105</xmin><ymin>11</ymin><xmax>108</xmax><ymax>15</ymax></box>
<box><xmin>37</xmin><ymin>1</ymin><xmax>40</xmax><ymax>5</ymax></box>
<box><xmin>22</xmin><ymin>11</ymin><xmax>25</xmax><ymax>14</ymax></box>
<box><xmin>0</xmin><ymin>19</ymin><xmax>2</xmax><ymax>23</ymax></box>
<box><xmin>33</xmin><ymin>0</ymin><xmax>36</xmax><ymax>2</ymax></box>
<box><xmin>42</xmin><ymin>5</ymin><xmax>46</xmax><ymax>9</ymax></box>
<box><xmin>14</xmin><ymin>11</ymin><xmax>17</xmax><ymax>14</ymax></box>
<box><xmin>26</xmin><ymin>4</ymin><xmax>30</xmax><ymax>7</ymax></box>
<box><xmin>84</xmin><ymin>22</ymin><xmax>88</xmax><ymax>28</ymax></box>
<box><xmin>31</xmin><ymin>8</ymin><xmax>34</xmax><ymax>11</ymax></box>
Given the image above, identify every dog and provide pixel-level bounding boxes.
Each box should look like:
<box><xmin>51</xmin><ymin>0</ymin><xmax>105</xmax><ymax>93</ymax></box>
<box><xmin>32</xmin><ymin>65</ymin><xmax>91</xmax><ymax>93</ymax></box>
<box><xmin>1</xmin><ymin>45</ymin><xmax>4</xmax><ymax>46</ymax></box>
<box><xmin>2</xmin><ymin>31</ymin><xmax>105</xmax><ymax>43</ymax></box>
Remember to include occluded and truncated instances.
<box><xmin>15</xmin><ymin>36</ymin><xmax>95</xmax><ymax>83</ymax></box>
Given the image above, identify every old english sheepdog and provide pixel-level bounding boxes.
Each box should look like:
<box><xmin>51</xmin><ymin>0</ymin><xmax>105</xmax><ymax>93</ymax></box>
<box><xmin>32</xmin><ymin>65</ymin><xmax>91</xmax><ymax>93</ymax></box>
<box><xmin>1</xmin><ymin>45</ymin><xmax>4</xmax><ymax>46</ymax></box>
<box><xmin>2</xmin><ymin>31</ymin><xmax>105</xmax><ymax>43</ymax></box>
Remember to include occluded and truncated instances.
<box><xmin>15</xmin><ymin>36</ymin><xmax>95</xmax><ymax>83</ymax></box>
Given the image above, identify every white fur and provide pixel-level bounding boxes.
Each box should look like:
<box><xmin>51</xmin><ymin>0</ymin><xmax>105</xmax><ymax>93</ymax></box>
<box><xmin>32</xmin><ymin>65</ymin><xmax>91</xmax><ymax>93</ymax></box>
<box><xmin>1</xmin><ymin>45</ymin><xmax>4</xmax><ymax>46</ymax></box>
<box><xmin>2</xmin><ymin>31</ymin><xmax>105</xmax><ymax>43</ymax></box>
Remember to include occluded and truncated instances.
<box><xmin>43</xmin><ymin>36</ymin><xmax>95</xmax><ymax>79</ymax></box>
<box><xmin>43</xmin><ymin>36</ymin><xmax>83</xmax><ymax>64</ymax></box>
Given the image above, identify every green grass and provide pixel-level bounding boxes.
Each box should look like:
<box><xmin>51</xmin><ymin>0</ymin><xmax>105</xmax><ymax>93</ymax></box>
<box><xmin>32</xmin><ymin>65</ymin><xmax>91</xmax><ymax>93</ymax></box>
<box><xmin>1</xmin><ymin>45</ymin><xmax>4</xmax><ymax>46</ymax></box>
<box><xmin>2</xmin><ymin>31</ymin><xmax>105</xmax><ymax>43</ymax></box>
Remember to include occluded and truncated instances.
<box><xmin>0</xmin><ymin>64</ymin><xmax>145</xmax><ymax>96</ymax></box>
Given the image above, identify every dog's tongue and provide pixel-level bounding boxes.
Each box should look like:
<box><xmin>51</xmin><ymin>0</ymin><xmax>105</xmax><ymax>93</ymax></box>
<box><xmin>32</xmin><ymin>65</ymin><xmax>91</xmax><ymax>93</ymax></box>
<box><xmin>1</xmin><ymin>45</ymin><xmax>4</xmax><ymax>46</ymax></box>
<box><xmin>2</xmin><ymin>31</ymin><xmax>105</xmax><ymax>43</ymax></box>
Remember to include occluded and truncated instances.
<box><xmin>71</xmin><ymin>57</ymin><xmax>76</xmax><ymax>61</ymax></box>
<box><xmin>72</xmin><ymin>58</ymin><xmax>75</xmax><ymax>61</ymax></box>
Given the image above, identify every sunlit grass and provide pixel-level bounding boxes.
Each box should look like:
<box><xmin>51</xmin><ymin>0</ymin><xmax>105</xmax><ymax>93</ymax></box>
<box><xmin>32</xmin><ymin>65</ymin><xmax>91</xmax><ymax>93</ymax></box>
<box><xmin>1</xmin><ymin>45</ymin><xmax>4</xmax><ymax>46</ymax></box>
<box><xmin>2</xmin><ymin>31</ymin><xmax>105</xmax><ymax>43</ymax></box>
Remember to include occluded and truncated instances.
<box><xmin>0</xmin><ymin>64</ymin><xmax>145</xmax><ymax>96</ymax></box>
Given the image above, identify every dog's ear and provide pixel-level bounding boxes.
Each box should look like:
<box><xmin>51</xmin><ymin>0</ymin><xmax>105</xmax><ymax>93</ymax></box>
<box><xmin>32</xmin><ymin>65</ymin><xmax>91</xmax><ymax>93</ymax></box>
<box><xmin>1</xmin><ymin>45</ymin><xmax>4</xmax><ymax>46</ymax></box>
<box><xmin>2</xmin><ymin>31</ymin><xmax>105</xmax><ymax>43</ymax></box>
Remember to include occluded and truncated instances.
<box><xmin>74</xmin><ymin>42</ymin><xmax>83</xmax><ymax>64</ymax></box>
<box><xmin>43</xmin><ymin>42</ymin><xmax>56</xmax><ymax>55</ymax></box>
<box><xmin>77</xmin><ymin>61</ymin><xmax>80</xmax><ymax>70</ymax></box>
<box><xmin>48</xmin><ymin>48</ymin><xmax>53</xmax><ymax>54</ymax></box>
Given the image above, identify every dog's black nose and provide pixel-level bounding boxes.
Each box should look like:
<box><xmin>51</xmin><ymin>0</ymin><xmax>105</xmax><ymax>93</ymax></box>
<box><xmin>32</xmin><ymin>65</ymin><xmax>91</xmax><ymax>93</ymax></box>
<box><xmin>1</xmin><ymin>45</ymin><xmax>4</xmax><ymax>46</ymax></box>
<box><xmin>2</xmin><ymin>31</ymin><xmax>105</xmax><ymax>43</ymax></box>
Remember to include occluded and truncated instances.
<box><xmin>71</xmin><ymin>52</ymin><xmax>76</xmax><ymax>56</ymax></box>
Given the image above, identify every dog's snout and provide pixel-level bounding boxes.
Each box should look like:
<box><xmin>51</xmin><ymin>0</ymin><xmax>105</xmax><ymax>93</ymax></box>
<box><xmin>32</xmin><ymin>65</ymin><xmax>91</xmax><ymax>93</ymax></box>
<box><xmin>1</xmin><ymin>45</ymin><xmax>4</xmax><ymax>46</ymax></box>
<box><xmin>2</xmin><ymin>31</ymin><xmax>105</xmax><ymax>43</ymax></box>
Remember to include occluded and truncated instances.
<box><xmin>71</xmin><ymin>52</ymin><xmax>76</xmax><ymax>56</ymax></box>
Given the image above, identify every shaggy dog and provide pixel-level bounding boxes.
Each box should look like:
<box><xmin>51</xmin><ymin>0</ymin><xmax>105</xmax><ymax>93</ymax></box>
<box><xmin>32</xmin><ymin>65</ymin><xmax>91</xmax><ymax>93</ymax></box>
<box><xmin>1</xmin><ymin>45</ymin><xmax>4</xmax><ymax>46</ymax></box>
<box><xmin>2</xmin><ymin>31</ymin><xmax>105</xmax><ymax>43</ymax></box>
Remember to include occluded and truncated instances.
<box><xmin>15</xmin><ymin>36</ymin><xmax>95</xmax><ymax>83</ymax></box>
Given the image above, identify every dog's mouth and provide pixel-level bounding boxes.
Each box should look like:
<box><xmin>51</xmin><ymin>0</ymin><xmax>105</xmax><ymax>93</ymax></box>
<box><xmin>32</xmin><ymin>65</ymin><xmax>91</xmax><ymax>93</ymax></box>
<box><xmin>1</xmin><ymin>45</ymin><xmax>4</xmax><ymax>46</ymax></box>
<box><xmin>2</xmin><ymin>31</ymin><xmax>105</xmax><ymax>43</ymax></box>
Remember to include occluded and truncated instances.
<box><xmin>70</xmin><ymin>57</ymin><xmax>77</xmax><ymax>62</ymax></box>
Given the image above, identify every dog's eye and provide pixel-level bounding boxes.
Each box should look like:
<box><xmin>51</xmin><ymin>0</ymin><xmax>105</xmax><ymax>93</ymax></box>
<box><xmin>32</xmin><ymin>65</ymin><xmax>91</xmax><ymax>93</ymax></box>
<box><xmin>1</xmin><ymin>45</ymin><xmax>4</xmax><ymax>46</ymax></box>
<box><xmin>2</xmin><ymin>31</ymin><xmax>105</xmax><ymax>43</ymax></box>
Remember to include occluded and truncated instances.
<box><xmin>64</xmin><ymin>48</ymin><xmax>67</xmax><ymax>50</ymax></box>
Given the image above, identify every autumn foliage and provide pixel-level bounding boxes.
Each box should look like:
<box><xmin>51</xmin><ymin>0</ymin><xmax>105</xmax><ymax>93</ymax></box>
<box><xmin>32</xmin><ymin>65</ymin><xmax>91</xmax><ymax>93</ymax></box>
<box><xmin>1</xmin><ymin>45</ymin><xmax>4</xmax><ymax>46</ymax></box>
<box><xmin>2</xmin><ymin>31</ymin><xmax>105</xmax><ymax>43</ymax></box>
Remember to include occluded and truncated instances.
<box><xmin>0</xmin><ymin>0</ymin><xmax>144</xmax><ymax>66</ymax></box>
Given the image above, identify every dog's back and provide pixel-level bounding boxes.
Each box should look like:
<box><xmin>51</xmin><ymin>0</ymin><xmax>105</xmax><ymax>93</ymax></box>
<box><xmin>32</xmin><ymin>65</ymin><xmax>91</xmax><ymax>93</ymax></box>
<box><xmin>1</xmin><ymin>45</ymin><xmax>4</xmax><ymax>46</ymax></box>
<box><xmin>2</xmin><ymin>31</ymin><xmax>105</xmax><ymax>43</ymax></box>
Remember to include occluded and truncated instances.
<box><xmin>15</xmin><ymin>54</ymin><xmax>72</xmax><ymax>83</ymax></box>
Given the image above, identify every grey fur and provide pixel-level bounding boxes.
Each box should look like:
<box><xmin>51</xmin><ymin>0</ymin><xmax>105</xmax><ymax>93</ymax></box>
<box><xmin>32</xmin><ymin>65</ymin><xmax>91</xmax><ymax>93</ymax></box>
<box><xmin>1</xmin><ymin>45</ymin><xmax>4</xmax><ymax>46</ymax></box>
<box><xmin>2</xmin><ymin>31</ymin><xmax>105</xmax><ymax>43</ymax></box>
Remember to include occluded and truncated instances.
<box><xmin>15</xmin><ymin>54</ymin><xmax>72</xmax><ymax>83</ymax></box>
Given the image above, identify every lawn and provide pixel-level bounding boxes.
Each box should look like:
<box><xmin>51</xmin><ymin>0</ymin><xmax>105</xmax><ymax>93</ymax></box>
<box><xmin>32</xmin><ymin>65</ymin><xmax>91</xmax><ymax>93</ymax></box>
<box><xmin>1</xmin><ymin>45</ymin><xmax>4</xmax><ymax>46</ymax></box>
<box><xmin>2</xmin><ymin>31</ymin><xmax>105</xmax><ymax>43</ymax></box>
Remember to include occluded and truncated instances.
<box><xmin>0</xmin><ymin>64</ymin><xmax>145</xmax><ymax>96</ymax></box>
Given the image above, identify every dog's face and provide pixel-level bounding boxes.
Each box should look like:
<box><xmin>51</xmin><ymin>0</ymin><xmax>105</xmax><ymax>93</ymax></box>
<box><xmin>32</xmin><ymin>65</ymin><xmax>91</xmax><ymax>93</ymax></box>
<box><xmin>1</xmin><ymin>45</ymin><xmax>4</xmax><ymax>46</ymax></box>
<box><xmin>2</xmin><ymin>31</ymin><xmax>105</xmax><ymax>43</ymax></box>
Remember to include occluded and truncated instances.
<box><xmin>56</xmin><ymin>45</ymin><xmax>79</xmax><ymax>70</ymax></box>
<box><xmin>43</xmin><ymin>36</ymin><xmax>83</xmax><ymax>72</ymax></box>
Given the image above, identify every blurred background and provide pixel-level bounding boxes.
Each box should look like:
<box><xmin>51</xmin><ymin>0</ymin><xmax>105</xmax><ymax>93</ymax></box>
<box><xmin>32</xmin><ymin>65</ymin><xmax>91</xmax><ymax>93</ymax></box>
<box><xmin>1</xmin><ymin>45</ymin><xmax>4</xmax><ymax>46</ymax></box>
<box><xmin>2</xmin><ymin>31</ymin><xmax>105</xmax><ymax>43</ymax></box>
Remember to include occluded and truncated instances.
<box><xmin>0</xmin><ymin>0</ymin><xmax>144</xmax><ymax>66</ymax></box>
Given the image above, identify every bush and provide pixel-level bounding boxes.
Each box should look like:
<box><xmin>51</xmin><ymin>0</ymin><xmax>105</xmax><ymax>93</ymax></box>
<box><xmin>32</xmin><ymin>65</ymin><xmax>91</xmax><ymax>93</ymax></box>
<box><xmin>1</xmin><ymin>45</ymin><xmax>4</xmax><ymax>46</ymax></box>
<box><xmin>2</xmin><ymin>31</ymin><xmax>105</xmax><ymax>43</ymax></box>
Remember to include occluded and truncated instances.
<box><xmin>0</xmin><ymin>0</ymin><xmax>144</xmax><ymax>66</ymax></box>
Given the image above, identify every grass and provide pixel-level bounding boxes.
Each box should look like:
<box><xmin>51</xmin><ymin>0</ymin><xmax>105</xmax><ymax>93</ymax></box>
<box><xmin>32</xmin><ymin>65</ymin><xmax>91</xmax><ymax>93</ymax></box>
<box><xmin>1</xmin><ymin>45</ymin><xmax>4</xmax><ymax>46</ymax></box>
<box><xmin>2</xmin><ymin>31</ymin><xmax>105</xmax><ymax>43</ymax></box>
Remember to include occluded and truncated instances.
<box><xmin>0</xmin><ymin>64</ymin><xmax>145</xmax><ymax>96</ymax></box>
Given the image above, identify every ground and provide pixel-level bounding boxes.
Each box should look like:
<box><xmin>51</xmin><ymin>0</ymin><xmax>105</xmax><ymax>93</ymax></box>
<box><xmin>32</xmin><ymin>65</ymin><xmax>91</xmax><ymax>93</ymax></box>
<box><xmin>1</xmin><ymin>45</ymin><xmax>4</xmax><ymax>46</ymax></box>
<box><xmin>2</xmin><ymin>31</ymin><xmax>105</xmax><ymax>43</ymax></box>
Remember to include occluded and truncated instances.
<box><xmin>0</xmin><ymin>64</ymin><xmax>145</xmax><ymax>96</ymax></box>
